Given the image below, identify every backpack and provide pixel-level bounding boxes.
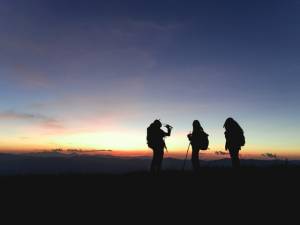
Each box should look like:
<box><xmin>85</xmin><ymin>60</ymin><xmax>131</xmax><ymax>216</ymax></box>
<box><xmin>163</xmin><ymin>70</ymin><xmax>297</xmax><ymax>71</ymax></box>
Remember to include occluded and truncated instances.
<box><xmin>240</xmin><ymin>133</ymin><xmax>245</xmax><ymax>147</ymax></box>
<box><xmin>146</xmin><ymin>126</ymin><xmax>155</xmax><ymax>149</ymax></box>
<box><xmin>199</xmin><ymin>132</ymin><xmax>209</xmax><ymax>150</ymax></box>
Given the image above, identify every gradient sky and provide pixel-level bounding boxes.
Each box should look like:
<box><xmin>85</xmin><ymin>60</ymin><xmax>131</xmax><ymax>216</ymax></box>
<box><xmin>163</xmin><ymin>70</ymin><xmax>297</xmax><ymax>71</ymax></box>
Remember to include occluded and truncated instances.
<box><xmin>0</xmin><ymin>0</ymin><xmax>300</xmax><ymax>158</ymax></box>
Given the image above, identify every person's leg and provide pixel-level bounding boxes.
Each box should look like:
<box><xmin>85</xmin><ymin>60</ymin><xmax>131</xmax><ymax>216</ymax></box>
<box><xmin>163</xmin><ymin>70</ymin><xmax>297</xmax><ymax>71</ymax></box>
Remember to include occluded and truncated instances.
<box><xmin>191</xmin><ymin>147</ymin><xmax>200</xmax><ymax>172</ymax></box>
<box><xmin>229</xmin><ymin>150</ymin><xmax>236</xmax><ymax>168</ymax></box>
<box><xmin>156</xmin><ymin>148</ymin><xmax>164</xmax><ymax>173</ymax></box>
<box><xmin>229</xmin><ymin>149</ymin><xmax>240</xmax><ymax>169</ymax></box>
<box><xmin>235</xmin><ymin>150</ymin><xmax>240</xmax><ymax>168</ymax></box>
<box><xmin>151</xmin><ymin>149</ymin><xmax>158</xmax><ymax>174</ymax></box>
<box><xmin>151</xmin><ymin>148</ymin><xmax>164</xmax><ymax>174</ymax></box>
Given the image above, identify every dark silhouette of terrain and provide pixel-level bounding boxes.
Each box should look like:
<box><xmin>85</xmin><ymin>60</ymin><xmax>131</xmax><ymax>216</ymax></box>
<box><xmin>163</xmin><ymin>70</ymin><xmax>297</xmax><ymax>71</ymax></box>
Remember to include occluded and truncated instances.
<box><xmin>1</xmin><ymin>152</ymin><xmax>298</xmax><ymax>223</ymax></box>
<box><xmin>0</xmin><ymin>152</ymin><xmax>298</xmax><ymax>175</ymax></box>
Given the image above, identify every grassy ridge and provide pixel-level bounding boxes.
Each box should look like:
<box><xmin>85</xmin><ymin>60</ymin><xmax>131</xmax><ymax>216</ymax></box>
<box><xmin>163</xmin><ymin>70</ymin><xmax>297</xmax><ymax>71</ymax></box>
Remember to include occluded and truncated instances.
<box><xmin>1</xmin><ymin>168</ymin><xmax>298</xmax><ymax>223</ymax></box>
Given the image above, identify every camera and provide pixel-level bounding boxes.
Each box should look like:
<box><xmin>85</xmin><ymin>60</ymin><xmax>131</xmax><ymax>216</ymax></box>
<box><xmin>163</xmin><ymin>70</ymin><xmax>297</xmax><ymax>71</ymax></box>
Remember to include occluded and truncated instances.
<box><xmin>165</xmin><ymin>124</ymin><xmax>173</xmax><ymax>129</ymax></box>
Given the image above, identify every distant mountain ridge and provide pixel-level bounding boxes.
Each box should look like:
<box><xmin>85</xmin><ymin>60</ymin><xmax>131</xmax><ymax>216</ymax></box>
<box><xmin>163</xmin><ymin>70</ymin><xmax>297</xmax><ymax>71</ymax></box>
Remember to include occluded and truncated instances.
<box><xmin>0</xmin><ymin>152</ymin><xmax>298</xmax><ymax>175</ymax></box>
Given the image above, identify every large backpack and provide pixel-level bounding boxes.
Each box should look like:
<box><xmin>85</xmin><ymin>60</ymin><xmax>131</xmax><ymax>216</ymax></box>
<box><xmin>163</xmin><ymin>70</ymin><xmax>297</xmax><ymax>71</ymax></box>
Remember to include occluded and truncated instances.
<box><xmin>199</xmin><ymin>132</ymin><xmax>209</xmax><ymax>150</ymax></box>
<box><xmin>239</xmin><ymin>133</ymin><xmax>245</xmax><ymax>147</ymax></box>
<box><xmin>146</xmin><ymin>126</ymin><xmax>155</xmax><ymax>149</ymax></box>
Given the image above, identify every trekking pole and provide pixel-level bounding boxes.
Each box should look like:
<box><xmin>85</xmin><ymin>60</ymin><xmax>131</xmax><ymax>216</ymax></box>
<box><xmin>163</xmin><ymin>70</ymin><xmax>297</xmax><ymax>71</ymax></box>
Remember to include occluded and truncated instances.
<box><xmin>182</xmin><ymin>143</ymin><xmax>191</xmax><ymax>171</ymax></box>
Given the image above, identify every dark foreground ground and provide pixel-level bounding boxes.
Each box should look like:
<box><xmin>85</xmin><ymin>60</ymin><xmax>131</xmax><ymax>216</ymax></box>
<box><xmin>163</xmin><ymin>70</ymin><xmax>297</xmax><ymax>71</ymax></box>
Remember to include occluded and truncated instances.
<box><xmin>1</xmin><ymin>167</ymin><xmax>299</xmax><ymax>223</ymax></box>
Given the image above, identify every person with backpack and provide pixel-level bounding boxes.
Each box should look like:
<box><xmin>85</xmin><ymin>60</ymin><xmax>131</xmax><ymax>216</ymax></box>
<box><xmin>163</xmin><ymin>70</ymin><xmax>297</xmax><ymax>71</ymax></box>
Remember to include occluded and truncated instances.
<box><xmin>147</xmin><ymin>119</ymin><xmax>172</xmax><ymax>174</ymax></box>
<box><xmin>187</xmin><ymin>120</ymin><xmax>209</xmax><ymax>172</ymax></box>
<box><xmin>223</xmin><ymin>117</ymin><xmax>245</xmax><ymax>169</ymax></box>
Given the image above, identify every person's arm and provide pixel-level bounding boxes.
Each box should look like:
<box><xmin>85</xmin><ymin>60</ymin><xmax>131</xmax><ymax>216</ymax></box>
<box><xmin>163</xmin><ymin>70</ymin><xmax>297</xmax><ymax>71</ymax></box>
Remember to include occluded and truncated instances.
<box><xmin>187</xmin><ymin>133</ymin><xmax>192</xmax><ymax>142</ymax></box>
<box><xmin>162</xmin><ymin>127</ymin><xmax>172</xmax><ymax>137</ymax></box>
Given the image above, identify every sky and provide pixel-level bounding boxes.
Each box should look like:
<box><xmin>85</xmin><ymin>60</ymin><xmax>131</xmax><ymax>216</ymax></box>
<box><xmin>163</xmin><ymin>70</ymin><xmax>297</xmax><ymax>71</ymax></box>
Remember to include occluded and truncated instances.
<box><xmin>0</xmin><ymin>0</ymin><xmax>300</xmax><ymax>158</ymax></box>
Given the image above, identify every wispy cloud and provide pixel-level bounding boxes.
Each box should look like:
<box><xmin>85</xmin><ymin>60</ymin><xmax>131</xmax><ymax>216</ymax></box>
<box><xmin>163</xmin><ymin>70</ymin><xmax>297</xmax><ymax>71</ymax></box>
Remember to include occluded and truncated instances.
<box><xmin>1</xmin><ymin>63</ymin><xmax>52</xmax><ymax>90</ymax></box>
<box><xmin>19</xmin><ymin>137</ymin><xmax>30</xmax><ymax>140</ymax></box>
<box><xmin>127</xmin><ymin>20</ymin><xmax>182</xmax><ymax>32</ymax></box>
<box><xmin>262</xmin><ymin>153</ymin><xmax>277</xmax><ymax>159</ymax></box>
<box><xmin>215</xmin><ymin>151</ymin><xmax>229</xmax><ymax>156</ymax></box>
<box><xmin>39</xmin><ymin>119</ymin><xmax>66</xmax><ymax>134</ymax></box>
<box><xmin>0</xmin><ymin>110</ymin><xmax>66</xmax><ymax>134</ymax></box>
<box><xmin>13</xmin><ymin>64</ymin><xmax>51</xmax><ymax>89</ymax></box>
<box><xmin>0</xmin><ymin>111</ymin><xmax>47</xmax><ymax>121</ymax></box>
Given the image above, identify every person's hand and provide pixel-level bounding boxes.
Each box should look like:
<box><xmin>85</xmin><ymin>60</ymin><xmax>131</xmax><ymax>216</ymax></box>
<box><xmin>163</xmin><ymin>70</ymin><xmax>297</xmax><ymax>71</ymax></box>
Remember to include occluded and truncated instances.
<box><xmin>165</xmin><ymin>124</ymin><xmax>173</xmax><ymax>130</ymax></box>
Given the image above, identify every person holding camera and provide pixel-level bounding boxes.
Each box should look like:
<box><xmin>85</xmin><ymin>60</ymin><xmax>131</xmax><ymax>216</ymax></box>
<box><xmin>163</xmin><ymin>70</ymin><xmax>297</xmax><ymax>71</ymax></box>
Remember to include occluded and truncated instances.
<box><xmin>147</xmin><ymin>119</ymin><xmax>172</xmax><ymax>174</ymax></box>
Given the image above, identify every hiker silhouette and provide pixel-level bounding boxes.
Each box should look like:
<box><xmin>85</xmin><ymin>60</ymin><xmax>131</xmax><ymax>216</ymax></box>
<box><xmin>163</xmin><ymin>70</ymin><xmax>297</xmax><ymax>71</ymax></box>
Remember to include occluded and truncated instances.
<box><xmin>187</xmin><ymin>120</ymin><xmax>209</xmax><ymax>172</ymax></box>
<box><xmin>147</xmin><ymin>119</ymin><xmax>172</xmax><ymax>174</ymax></box>
<box><xmin>223</xmin><ymin>118</ymin><xmax>245</xmax><ymax>169</ymax></box>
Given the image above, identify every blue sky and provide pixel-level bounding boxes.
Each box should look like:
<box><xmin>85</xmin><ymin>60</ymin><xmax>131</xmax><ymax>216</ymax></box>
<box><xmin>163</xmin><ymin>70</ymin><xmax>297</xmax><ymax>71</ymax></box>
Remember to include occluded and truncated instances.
<box><xmin>0</xmin><ymin>0</ymin><xmax>299</xmax><ymax>157</ymax></box>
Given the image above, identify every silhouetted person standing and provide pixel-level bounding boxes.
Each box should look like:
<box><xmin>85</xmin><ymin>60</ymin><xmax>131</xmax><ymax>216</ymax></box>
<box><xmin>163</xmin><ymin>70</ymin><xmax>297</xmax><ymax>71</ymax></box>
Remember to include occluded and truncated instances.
<box><xmin>224</xmin><ymin>118</ymin><xmax>245</xmax><ymax>169</ymax></box>
<box><xmin>147</xmin><ymin>120</ymin><xmax>172</xmax><ymax>174</ymax></box>
<box><xmin>187</xmin><ymin>120</ymin><xmax>209</xmax><ymax>172</ymax></box>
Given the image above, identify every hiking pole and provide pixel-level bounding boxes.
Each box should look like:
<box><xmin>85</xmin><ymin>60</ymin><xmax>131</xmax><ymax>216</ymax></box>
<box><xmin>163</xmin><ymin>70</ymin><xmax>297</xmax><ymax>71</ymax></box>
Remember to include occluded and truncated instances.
<box><xmin>182</xmin><ymin>143</ymin><xmax>191</xmax><ymax>171</ymax></box>
<box><xmin>164</xmin><ymin>145</ymin><xmax>168</xmax><ymax>153</ymax></box>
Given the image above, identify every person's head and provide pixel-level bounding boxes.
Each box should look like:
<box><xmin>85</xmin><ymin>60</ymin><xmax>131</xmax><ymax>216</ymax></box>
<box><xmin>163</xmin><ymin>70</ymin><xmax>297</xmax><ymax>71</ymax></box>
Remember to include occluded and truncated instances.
<box><xmin>153</xmin><ymin>119</ymin><xmax>162</xmax><ymax>128</ymax></box>
<box><xmin>224</xmin><ymin>117</ymin><xmax>243</xmax><ymax>132</ymax></box>
<box><xmin>192</xmin><ymin>120</ymin><xmax>203</xmax><ymax>132</ymax></box>
<box><xmin>224</xmin><ymin>117</ymin><xmax>234</xmax><ymax>130</ymax></box>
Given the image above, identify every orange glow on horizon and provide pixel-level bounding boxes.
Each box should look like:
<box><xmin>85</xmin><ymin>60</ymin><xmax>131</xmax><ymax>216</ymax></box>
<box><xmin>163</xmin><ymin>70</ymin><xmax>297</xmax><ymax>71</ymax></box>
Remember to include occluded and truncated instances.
<box><xmin>1</xmin><ymin>146</ymin><xmax>299</xmax><ymax>160</ymax></box>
